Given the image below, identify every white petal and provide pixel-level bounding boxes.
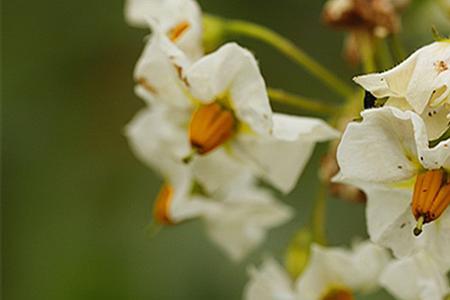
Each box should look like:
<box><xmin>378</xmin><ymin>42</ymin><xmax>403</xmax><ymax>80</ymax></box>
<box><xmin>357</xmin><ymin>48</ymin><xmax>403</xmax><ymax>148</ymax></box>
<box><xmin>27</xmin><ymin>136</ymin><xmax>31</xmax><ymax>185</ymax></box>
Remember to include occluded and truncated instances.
<box><xmin>125</xmin><ymin>106</ymin><xmax>190</xmax><ymax>177</ymax></box>
<box><xmin>134</xmin><ymin>32</ymin><xmax>191</xmax><ymax>108</ymax></box>
<box><xmin>235</xmin><ymin>113</ymin><xmax>339</xmax><ymax>193</ymax></box>
<box><xmin>380</xmin><ymin>252</ymin><xmax>450</xmax><ymax>300</ymax></box>
<box><xmin>363</xmin><ymin>184</ymin><xmax>412</xmax><ymax>244</ymax></box>
<box><xmin>420</xmin><ymin>104</ymin><xmax>450</xmax><ymax>140</ymax></box>
<box><xmin>203</xmin><ymin>180</ymin><xmax>293</xmax><ymax>261</ymax></box>
<box><xmin>125</xmin><ymin>0</ymin><xmax>203</xmax><ymax>59</ymax></box>
<box><xmin>354</xmin><ymin>41</ymin><xmax>450</xmax><ymax>114</ymax></box>
<box><xmin>385</xmin><ymin>97</ymin><xmax>450</xmax><ymax>140</ymax></box>
<box><xmin>409</xmin><ymin>111</ymin><xmax>450</xmax><ymax>171</ymax></box>
<box><xmin>337</xmin><ymin>107</ymin><xmax>418</xmax><ymax>184</ymax></box>
<box><xmin>191</xmin><ymin>148</ymin><xmax>253</xmax><ymax>194</ymax></box>
<box><xmin>244</xmin><ymin>258</ymin><xmax>296</xmax><ymax>300</ymax></box>
<box><xmin>185</xmin><ymin>43</ymin><xmax>273</xmax><ymax>135</ymax></box>
<box><xmin>296</xmin><ymin>242</ymin><xmax>389</xmax><ymax>300</ymax></box>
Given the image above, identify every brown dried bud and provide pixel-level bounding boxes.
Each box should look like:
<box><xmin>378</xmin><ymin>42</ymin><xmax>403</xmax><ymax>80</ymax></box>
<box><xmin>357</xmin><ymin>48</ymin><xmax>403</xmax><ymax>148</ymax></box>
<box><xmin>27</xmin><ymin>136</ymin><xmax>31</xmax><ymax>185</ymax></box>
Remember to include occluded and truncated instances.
<box><xmin>322</xmin><ymin>0</ymin><xmax>405</xmax><ymax>37</ymax></box>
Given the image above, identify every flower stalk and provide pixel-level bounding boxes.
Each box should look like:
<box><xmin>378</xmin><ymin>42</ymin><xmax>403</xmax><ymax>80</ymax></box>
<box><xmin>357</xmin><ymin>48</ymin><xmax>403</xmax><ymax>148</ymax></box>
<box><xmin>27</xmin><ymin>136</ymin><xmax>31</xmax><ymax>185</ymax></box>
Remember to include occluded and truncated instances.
<box><xmin>208</xmin><ymin>15</ymin><xmax>354</xmax><ymax>99</ymax></box>
<box><xmin>267</xmin><ymin>88</ymin><xmax>340</xmax><ymax>116</ymax></box>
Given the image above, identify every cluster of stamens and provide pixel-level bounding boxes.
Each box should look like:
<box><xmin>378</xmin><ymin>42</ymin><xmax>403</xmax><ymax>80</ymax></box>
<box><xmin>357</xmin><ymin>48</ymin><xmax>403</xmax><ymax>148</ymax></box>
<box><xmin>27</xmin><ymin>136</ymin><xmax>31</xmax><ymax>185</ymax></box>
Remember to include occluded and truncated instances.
<box><xmin>188</xmin><ymin>102</ymin><xmax>236</xmax><ymax>156</ymax></box>
<box><xmin>411</xmin><ymin>169</ymin><xmax>450</xmax><ymax>236</ymax></box>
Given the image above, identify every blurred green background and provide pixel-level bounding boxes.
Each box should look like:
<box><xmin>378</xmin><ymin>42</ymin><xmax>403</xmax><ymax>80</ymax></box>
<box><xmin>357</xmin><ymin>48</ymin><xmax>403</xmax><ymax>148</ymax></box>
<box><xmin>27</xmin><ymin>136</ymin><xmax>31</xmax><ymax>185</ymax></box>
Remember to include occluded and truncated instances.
<box><xmin>2</xmin><ymin>0</ymin><xmax>449</xmax><ymax>299</ymax></box>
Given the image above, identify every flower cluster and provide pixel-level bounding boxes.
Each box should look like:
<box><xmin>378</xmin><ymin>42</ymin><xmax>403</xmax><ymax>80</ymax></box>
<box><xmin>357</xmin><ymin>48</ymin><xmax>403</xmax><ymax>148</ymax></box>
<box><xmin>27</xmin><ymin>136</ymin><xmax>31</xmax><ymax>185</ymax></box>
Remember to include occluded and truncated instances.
<box><xmin>124</xmin><ymin>0</ymin><xmax>338</xmax><ymax>261</ymax></box>
<box><xmin>123</xmin><ymin>0</ymin><xmax>450</xmax><ymax>299</ymax></box>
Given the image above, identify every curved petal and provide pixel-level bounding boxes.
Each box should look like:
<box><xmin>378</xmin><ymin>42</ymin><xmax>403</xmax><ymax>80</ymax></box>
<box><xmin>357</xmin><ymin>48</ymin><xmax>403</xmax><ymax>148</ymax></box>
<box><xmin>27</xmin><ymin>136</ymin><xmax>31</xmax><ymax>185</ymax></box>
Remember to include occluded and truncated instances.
<box><xmin>235</xmin><ymin>113</ymin><xmax>339</xmax><ymax>193</ymax></box>
<box><xmin>191</xmin><ymin>148</ymin><xmax>252</xmax><ymax>194</ymax></box>
<box><xmin>380</xmin><ymin>252</ymin><xmax>450</xmax><ymax>300</ymax></box>
<box><xmin>410</xmin><ymin>112</ymin><xmax>450</xmax><ymax>171</ymax></box>
<box><xmin>203</xmin><ymin>179</ymin><xmax>293</xmax><ymax>261</ymax></box>
<box><xmin>364</xmin><ymin>184</ymin><xmax>412</xmax><ymax>243</ymax></box>
<box><xmin>354</xmin><ymin>41</ymin><xmax>450</xmax><ymax>114</ymax></box>
<box><xmin>185</xmin><ymin>43</ymin><xmax>273</xmax><ymax>135</ymax></box>
<box><xmin>125</xmin><ymin>0</ymin><xmax>203</xmax><ymax>59</ymax></box>
<box><xmin>337</xmin><ymin>107</ymin><xmax>418</xmax><ymax>184</ymax></box>
<box><xmin>244</xmin><ymin>258</ymin><xmax>296</xmax><ymax>300</ymax></box>
<box><xmin>295</xmin><ymin>242</ymin><xmax>389</xmax><ymax>299</ymax></box>
<box><xmin>125</xmin><ymin>106</ymin><xmax>191</xmax><ymax>177</ymax></box>
<box><xmin>134</xmin><ymin>31</ymin><xmax>191</xmax><ymax>107</ymax></box>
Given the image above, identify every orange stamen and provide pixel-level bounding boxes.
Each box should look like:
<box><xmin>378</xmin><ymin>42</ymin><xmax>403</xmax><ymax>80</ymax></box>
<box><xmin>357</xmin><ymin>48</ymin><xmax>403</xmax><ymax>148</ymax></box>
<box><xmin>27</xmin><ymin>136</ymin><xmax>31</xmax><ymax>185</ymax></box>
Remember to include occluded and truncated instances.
<box><xmin>168</xmin><ymin>21</ymin><xmax>190</xmax><ymax>42</ymax></box>
<box><xmin>188</xmin><ymin>103</ymin><xmax>235</xmax><ymax>155</ymax></box>
<box><xmin>322</xmin><ymin>288</ymin><xmax>354</xmax><ymax>300</ymax></box>
<box><xmin>153</xmin><ymin>184</ymin><xmax>174</xmax><ymax>225</ymax></box>
<box><xmin>411</xmin><ymin>169</ymin><xmax>449</xmax><ymax>235</ymax></box>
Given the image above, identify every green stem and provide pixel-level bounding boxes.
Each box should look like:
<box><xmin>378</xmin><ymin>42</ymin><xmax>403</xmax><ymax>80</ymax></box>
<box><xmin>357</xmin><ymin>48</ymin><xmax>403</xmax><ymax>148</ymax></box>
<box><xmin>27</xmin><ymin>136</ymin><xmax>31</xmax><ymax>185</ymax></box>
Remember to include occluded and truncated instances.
<box><xmin>391</xmin><ymin>34</ymin><xmax>406</xmax><ymax>63</ymax></box>
<box><xmin>311</xmin><ymin>185</ymin><xmax>327</xmax><ymax>245</ymax></box>
<box><xmin>358</xmin><ymin>31</ymin><xmax>376</xmax><ymax>73</ymax></box>
<box><xmin>267</xmin><ymin>88</ymin><xmax>340</xmax><ymax>116</ymax></box>
<box><xmin>376</xmin><ymin>38</ymin><xmax>394</xmax><ymax>70</ymax></box>
<box><xmin>221</xmin><ymin>18</ymin><xmax>354</xmax><ymax>99</ymax></box>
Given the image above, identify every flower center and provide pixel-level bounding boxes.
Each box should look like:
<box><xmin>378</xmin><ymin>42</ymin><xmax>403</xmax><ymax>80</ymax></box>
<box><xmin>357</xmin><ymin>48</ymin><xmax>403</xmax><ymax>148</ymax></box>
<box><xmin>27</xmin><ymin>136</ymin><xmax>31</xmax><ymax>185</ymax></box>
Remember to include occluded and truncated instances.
<box><xmin>411</xmin><ymin>169</ymin><xmax>450</xmax><ymax>236</ymax></box>
<box><xmin>321</xmin><ymin>287</ymin><xmax>354</xmax><ymax>300</ymax></box>
<box><xmin>168</xmin><ymin>21</ymin><xmax>190</xmax><ymax>42</ymax></box>
<box><xmin>188</xmin><ymin>102</ymin><xmax>235</xmax><ymax>155</ymax></box>
<box><xmin>153</xmin><ymin>184</ymin><xmax>174</xmax><ymax>225</ymax></box>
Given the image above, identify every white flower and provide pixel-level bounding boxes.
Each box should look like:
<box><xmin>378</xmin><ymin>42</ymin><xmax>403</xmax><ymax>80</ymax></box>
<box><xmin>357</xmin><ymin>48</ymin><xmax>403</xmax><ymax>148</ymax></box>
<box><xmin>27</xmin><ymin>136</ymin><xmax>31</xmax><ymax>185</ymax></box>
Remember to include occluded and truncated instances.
<box><xmin>380</xmin><ymin>252</ymin><xmax>450</xmax><ymax>300</ymax></box>
<box><xmin>203</xmin><ymin>174</ymin><xmax>293</xmax><ymax>261</ymax></box>
<box><xmin>244</xmin><ymin>241</ymin><xmax>389</xmax><ymax>300</ymax></box>
<box><xmin>125</xmin><ymin>105</ymin><xmax>249</xmax><ymax>194</ymax></box>
<box><xmin>354</xmin><ymin>41</ymin><xmax>450</xmax><ymax>139</ymax></box>
<box><xmin>126</xmin><ymin>107</ymin><xmax>292</xmax><ymax>260</ymax></box>
<box><xmin>125</xmin><ymin>0</ymin><xmax>203</xmax><ymax>59</ymax></box>
<box><xmin>244</xmin><ymin>257</ymin><xmax>296</xmax><ymax>300</ymax></box>
<box><xmin>295</xmin><ymin>241</ymin><xmax>390</xmax><ymax>300</ymax></box>
<box><xmin>134</xmin><ymin>38</ymin><xmax>339</xmax><ymax>193</ymax></box>
<box><xmin>336</xmin><ymin>106</ymin><xmax>450</xmax><ymax>269</ymax></box>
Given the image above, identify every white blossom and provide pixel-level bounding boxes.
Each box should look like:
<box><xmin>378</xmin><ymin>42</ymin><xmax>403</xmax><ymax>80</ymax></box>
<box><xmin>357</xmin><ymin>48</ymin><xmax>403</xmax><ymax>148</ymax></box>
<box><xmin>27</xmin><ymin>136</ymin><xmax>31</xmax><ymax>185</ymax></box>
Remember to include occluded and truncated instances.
<box><xmin>133</xmin><ymin>37</ymin><xmax>339</xmax><ymax>193</ymax></box>
<box><xmin>125</xmin><ymin>0</ymin><xmax>203</xmax><ymax>59</ymax></box>
<box><xmin>354</xmin><ymin>41</ymin><xmax>450</xmax><ymax>139</ymax></box>
<box><xmin>336</xmin><ymin>106</ymin><xmax>450</xmax><ymax>270</ymax></box>
<box><xmin>380</xmin><ymin>252</ymin><xmax>450</xmax><ymax>300</ymax></box>
<box><xmin>244</xmin><ymin>241</ymin><xmax>389</xmax><ymax>300</ymax></box>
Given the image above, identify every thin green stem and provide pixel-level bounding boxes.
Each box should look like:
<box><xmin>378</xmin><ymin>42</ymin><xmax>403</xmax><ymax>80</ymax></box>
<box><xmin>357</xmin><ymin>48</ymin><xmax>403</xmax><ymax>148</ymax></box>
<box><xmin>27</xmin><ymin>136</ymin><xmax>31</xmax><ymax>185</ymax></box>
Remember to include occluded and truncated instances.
<box><xmin>221</xmin><ymin>18</ymin><xmax>354</xmax><ymax>99</ymax></box>
<box><xmin>391</xmin><ymin>34</ymin><xmax>406</xmax><ymax>63</ymax></box>
<box><xmin>358</xmin><ymin>31</ymin><xmax>376</xmax><ymax>73</ymax></box>
<box><xmin>267</xmin><ymin>88</ymin><xmax>340</xmax><ymax>116</ymax></box>
<box><xmin>376</xmin><ymin>38</ymin><xmax>394</xmax><ymax>70</ymax></box>
<box><xmin>311</xmin><ymin>185</ymin><xmax>327</xmax><ymax>245</ymax></box>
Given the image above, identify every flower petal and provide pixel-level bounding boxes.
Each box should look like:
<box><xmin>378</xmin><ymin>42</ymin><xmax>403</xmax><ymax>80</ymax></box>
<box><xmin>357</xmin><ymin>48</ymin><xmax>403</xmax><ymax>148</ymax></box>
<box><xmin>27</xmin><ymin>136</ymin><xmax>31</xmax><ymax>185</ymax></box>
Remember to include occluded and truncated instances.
<box><xmin>134</xmin><ymin>31</ymin><xmax>191</xmax><ymax>107</ymax></box>
<box><xmin>185</xmin><ymin>43</ymin><xmax>273</xmax><ymax>135</ymax></box>
<box><xmin>380</xmin><ymin>252</ymin><xmax>450</xmax><ymax>300</ymax></box>
<box><xmin>337</xmin><ymin>107</ymin><xmax>419</xmax><ymax>184</ymax></box>
<box><xmin>296</xmin><ymin>242</ymin><xmax>389</xmax><ymax>299</ymax></box>
<box><xmin>236</xmin><ymin>113</ymin><xmax>339</xmax><ymax>193</ymax></box>
<box><xmin>244</xmin><ymin>258</ymin><xmax>296</xmax><ymax>300</ymax></box>
<box><xmin>354</xmin><ymin>41</ymin><xmax>450</xmax><ymax>114</ymax></box>
<box><xmin>203</xmin><ymin>177</ymin><xmax>293</xmax><ymax>261</ymax></box>
<box><xmin>125</xmin><ymin>0</ymin><xmax>203</xmax><ymax>59</ymax></box>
